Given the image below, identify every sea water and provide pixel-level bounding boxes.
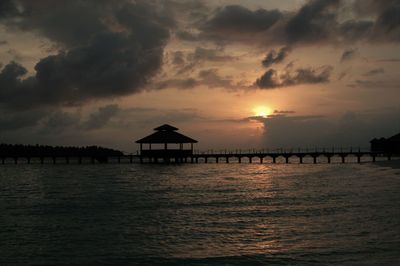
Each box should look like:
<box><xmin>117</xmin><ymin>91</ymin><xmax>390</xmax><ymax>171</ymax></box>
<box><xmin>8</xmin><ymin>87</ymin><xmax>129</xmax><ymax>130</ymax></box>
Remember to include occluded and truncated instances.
<box><xmin>0</xmin><ymin>163</ymin><xmax>399</xmax><ymax>265</ymax></box>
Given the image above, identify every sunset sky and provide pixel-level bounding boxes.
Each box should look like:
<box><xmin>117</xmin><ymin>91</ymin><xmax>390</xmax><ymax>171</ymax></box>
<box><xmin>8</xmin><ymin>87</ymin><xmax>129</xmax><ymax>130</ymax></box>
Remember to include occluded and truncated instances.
<box><xmin>0</xmin><ymin>0</ymin><xmax>399</xmax><ymax>153</ymax></box>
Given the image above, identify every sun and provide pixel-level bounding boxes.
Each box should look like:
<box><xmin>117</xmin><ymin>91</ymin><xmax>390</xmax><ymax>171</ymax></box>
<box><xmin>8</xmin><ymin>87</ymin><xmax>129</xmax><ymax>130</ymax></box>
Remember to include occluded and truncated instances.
<box><xmin>253</xmin><ymin>106</ymin><xmax>272</xmax><ymax>118</ymax></box>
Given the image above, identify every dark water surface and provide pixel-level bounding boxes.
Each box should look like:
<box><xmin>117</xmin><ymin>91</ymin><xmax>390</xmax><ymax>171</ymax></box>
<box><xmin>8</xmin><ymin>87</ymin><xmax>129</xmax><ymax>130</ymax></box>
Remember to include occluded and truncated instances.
<box><xmin>1</xmin><ymin>163</ymin><xmax>399</xmax><ymax>265</ymax></box>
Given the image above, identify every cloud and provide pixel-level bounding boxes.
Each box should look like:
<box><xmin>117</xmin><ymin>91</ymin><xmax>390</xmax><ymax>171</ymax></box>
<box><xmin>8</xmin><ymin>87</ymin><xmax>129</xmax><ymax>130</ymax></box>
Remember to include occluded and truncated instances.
<box><xmin>363</xmin><ymin>68</ymin><xmax>385</xmax><ymax>77</ymax></box>
<box><xmin>39</xmin><ymin>111</ymin><xmax>81</xmax><ymax>133</ymax></box>
<box><xmin>255</xmin><ymin>69</ymin><xmax>280</xmax><ymax>88</ymax></box>
<box><xmin>203</xmin><ymin>5</ymin><xmax>282</xmax><ymax>34</ymax></box>
<box><xmin>262</xmin><ymin>47</ymin><xmax>291</xmax><ymax>68</ymax></box>
<box><xmin>0</xmin><ymin>0</ymin><xmax>19</xmax><ymax>19</ymax></box>
<box><xmin>376</xmin><ymin>5</ymin><xmax>400</xmax><ymax>32</ymax></box>
<box><xmin>198</xmin><ymin>0</ymin><xmax>400</xmax><ymax>46</ymax></box>
<box><xmin>349</xmin><ymin>79</ymin><xmax>387</xmax><ymax>89</ymax></box>
<box><xmin>153</xmin><ymin>68</ymin><xmax>240</xmax><ymax>90</ymax></box>
<box><xmin>354</xmin><ymin>0</ymin><xmax>400</xmax><ymax>42</ymax></box>
<box><xmin>285</xmin><ymin>0</ymin><xmax>340</xmax><ymax>44</ymax></box>
<box><xmin>170</xmin><ymin>47</ymin><xmax>236</xmax><ymax>75</ymax></box>
<box><xmin>256</xmin><ymin>65</ymin><xmax>333</xmax><ymax>89</ymax></box>
<box><xmin>339</xmin><ymin>20</ymin><xmax>374</xmax><ymax>42</ymax></box>
<box><xmin>83</xmin><ymin>104</ymin><xmax>120</xmax><ymax>130</ymax></box>
<box><xmin>153</xmin><ymin>78</ymin><xmax>197</xmax><ymax>90</ymax></box>
<box><xmin>192</xmin><ymin>47</ymin><xmax>234</xmax><ymax>62</ymax></box>
<box><xmin>172</xmin><ymin>51</ymin><xmax>185</xmax><ymax>66</ymax></box>
<box><xmin>0</xmin><ymin>0</ymin><xmax>172</xmax><ymax>109</ymax></box>
<box><xmin>274</xmin><ymin>110</ymin><xmax>296</xmax><ymax>114</ymax></box>
<box><xmin>341</xmin><ymin>48</ymin><xmax>358</xmax><ymax>62</ymax></box>
<box><xmin>197</xmin><ymin>68</ymin><xmax>236</xmax><ymax>89</ymax></box>
<box><xmin>0</xmin><ymin>108</ymin><xmax>48</xmax><ymax>131</ymax></box>
<box><xmin>176</xmin><ymin>30</ymin><xmax>199</xmax><ymax>41</ymax></box>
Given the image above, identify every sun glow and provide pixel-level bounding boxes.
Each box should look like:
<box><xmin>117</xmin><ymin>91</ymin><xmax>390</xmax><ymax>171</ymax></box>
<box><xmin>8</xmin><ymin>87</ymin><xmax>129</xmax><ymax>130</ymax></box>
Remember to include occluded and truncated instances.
<box><xmin>253</xmin><ymin>106</ymin><xmax>272</xmax><ymax>118</ymax></box>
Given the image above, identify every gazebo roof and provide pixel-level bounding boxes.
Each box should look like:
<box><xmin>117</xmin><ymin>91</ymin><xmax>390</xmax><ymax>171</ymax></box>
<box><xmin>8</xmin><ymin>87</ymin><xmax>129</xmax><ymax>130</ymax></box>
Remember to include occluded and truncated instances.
<box><xmin>154</xmin><ymin>124</ymin><xmax>178</xmax><ymax>131</ymax></box>
<box><xmin>388</xmin><ymin>133</ymin><xmax>400</xmax><ymax>141</ymax></box>
<box><xmin>136</xmin><ymin>124</ymin><xmax>198</xmax><ymax>144</ymax></box>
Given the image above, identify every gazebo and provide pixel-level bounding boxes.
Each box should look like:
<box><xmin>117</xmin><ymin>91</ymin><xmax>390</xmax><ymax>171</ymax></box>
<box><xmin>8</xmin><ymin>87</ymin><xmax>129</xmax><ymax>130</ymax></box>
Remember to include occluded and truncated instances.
<box><xmin>371</xmin><ymin>132</ymin><xmax>400</xmax><ymax>154</ymax></box>
<box><xmin>135</xmin><ymin>124</ymin><xmax>198</xmax><ymax>163</ymax></box>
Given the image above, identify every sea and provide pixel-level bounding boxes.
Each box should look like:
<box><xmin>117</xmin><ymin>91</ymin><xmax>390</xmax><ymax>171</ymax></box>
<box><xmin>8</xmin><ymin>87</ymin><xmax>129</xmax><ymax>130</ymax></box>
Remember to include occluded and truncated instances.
<box><xmin>1</xmin><ymin>162</ymin><xmax>399</xmax><ymax>265</ymax></box>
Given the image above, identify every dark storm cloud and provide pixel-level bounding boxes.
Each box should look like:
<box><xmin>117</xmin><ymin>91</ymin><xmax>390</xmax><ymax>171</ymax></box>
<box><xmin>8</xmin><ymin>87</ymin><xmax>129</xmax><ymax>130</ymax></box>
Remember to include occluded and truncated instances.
<box><xmin>262</xmin><ymin>47</ymin><xmax>291</xmax><ymax>68</ymax></box>
<box><xmin>0</xmin><ymin>0</ymin><xmax>172</xmax><ymax>109</ymax></box>
<box><xmin>199</xmin><ymin>0</ymin><xmax>400</xmax><ymax>46</ymax></box>
<box><xmin>176</xmin><ymin>30</ymin><xmax>199</xmax><ymax>41</ymax></box>
<box><xmin>375</xmin><ymin>6</ymin><xmax>400</xmax><ymax>41</ymax></box>
<box><xmin>377</xmin><ymin>5</ymin><xmax>400</xmax><ymax>31</ymax></box>
<box><xmin>352</xmin><ymin>0</ymin><xmax>400</xmax><ymax>16</ymax></box>
<box><xmin>13</xmin><ymin>0</ymin><xmax>109</xmax><ymax>47</ymax></box>
<box><xmin>351</xmin><ymin>0</ymin><xmax>400</xmax><ymax>41</ymax></box>
<box><xmin>285</xmin><ymin>0</ymin><xmax>340</xmax><ymax>44</ymax></box>
<box><xmin>204</xmin><ymin>5</ymin><xmax>282</xmax><ymax>33</ymax></box>
<box><xmin>340</xmin><ymin>48</ymin><xmax>358</xmax><ymax>62</ymax></box>
<box><xmin>339</xmin><ymin>20</ymin><xmax>374</xmax><ymax>41</ymax></box>
<box><xmin>256</xmin><ymin>65</ymin><xmax>333</xmax><ymax>89</ymax></box>
<box><xmin>0</xmin><ymin>108</ymin><xmax>48</xmax><ymax>131</ymax></box>
<box><xmin>0</xmin><ymin>62</ymin><xmax>32</xmax><ymax>108</ymax></box>
<box><xmin>41</xmin><ymin>111</ymin><xmax>81</xmax><ymax>133</ymax></box>
<box><xmin>198</xmin><ymin>0</ymin><xmax>342</xmax><ymax>45</ymax></box>
<box><xmin>0</xmin><ymin>0</ymin><xmax>19</xmax><ymax>19</ymax></box>
<box><xmin>83</xmin><ymin>104</ymin><xmax>120</xmax><ymax>130</ymax></box>
<box><xmin>255</xmin><ymin>69</ymin><xmax>279</xmax><ymax>88</ymax></box>
<box><xmin>200</xmin><ymin>4</ymin><xmax>283</xmax><ymax>43</ymax></box>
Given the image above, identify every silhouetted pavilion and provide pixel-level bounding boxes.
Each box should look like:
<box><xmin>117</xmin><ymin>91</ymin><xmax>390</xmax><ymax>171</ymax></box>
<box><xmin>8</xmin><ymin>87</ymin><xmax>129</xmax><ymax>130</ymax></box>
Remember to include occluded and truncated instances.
<box><xmin>371</xmin><ymin>133</ymin><xmax>400</xmax><ymax>154</ymax></box>
<box><xmin>135</xmin><ymin>124</ymin><xmax>198</xmax><ymax>163</ymax></box>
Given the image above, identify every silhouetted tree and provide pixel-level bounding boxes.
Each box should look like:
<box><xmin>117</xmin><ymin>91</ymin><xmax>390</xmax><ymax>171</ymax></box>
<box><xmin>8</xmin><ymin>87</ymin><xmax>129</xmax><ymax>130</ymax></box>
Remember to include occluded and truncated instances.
<box><xmin>0</xmin><ymin>144</ymin><xmax>123</xmax><ymax>158</ymax></box>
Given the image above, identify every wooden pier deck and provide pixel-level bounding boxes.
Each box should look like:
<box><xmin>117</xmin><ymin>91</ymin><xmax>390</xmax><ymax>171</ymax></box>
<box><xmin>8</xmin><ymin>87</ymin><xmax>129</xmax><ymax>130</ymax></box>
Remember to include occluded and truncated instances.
<box><xmin>0</xmin><ymin>148</ymin><xmax>395</xmax><ymax>164</ymax></box>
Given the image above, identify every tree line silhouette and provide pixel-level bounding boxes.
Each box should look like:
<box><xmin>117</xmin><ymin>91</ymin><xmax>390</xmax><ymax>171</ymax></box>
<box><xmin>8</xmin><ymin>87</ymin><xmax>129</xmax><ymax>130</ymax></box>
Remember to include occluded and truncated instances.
<box><xmin>0</xmin><ymin>144</ymin><xmax>123</xmax><ymax>158</ymax></box>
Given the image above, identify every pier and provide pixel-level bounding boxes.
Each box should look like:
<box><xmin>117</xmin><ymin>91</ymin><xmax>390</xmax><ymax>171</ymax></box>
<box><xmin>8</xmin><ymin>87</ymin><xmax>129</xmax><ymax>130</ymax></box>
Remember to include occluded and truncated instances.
<box><xmin>137</xmin><ymin>147</ymin><xmax>393</xmax><ymax>164</ymax></box>
<box><xmin>0</xmin><ymin>148</ymin><xmax>394</xmax><ymax>164</ymax></box>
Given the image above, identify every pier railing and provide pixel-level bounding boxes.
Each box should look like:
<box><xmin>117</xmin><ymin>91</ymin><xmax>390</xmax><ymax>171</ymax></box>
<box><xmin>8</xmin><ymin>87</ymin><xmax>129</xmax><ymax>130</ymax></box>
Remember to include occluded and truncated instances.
<box><xmin>192</xmin><ymin>147</ymin><xmax>372</xmax><ymax>155</ymax></box>
<box><xmin>0</xmin><ymin>146</ymin><xmax>396</xmax><ymax>164</ymax></box>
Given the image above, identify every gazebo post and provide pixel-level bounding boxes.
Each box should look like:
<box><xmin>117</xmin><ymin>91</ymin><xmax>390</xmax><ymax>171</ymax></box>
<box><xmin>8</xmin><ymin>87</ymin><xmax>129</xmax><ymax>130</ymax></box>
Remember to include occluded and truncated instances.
<box><xmin>179</xmin><ymin>143</ymin><xmax>182</xmax><ymax>163</ymax></box>
<box><xmin>140</xmin><ymin>143</ymin><xmax>143</xmax><ymax>163</ymax></box>
<box><xmin>190</xmin><ymin>143</ymin><xmax>194</xmax><ymax>163</ymax></box>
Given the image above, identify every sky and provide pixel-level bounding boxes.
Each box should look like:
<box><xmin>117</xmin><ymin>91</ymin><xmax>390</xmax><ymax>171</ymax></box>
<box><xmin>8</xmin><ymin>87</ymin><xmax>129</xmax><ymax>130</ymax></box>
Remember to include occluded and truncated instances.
<box><xmin>0</xmin><ymin>0</ymin><xmax>399</xmax><ymax>153</ymax></box>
